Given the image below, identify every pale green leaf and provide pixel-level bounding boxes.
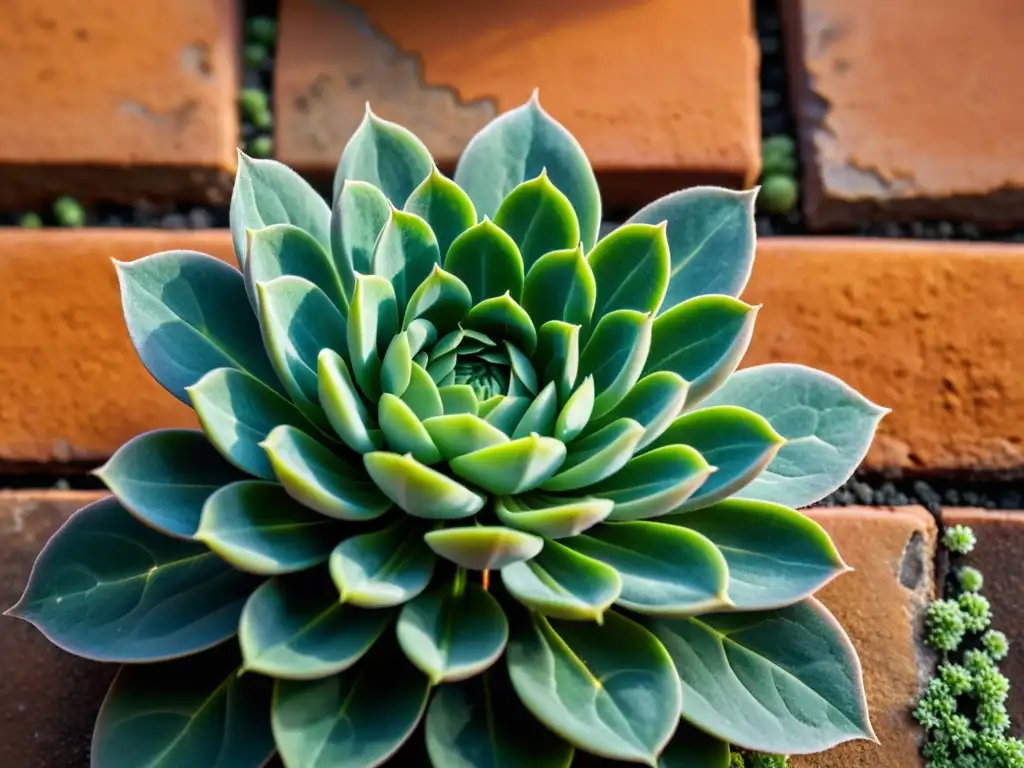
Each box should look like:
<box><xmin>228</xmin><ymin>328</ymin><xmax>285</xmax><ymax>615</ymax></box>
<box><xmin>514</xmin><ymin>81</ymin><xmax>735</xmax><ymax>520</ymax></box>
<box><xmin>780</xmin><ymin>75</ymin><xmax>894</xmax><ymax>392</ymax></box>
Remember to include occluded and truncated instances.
<box><xmin>591</xmin><ymin>445</ymin><xmax>712</xmax><ymax>522</ymax></box>
<box><xmin>494</xmin><ymin>170</ymin><xmax>581</xmax><ymax>271</ymax></box>
<box><xmin>425</xmin><ymin>526</ymin><xmax>544</xmax><ymax>570</ymax></box>
<box><xmin>584</xmin><ymin>371</ymin><xmax>689</xmax><ymax>451</ymax></box>
<box><xmin>541</xmin><ymin>418</ymin><xmax>644</xmax><ymax>492</ymax></box>
<box><xmin>331</xmin><ymin>179</ymin><xmax>390</xmax><ymax>305</ymax></box>
<box><xmin>372</xmin><ymin>207</ymin><xmax>441</xmax><ymax>313</ymax></box>
<box><xmin>347</xmin><ymin>274</ymin><xmax>399</xmax><ymax>400</ymax></box>
<box><xmin>579</xmin><ymin>309</ymin><xmax>653</xmax><ymax>418</ymax></box>
<box><xmin>422</xmin><ymin>413</ymin><xmax>509</xmax><ymax>460</ymax></box>
<box><xmin>330</xmin><ymin>519</ymin><xmax>435</xmax><ymax>608</ymax></box>
<box><xmin>495</xmin><ymin>493</ymin><xmax>613</xmax><ymax>539</ymax></box>
<box><xmin>246</xmin><ymin>223</ymin><xmax>346</xmax><ymax>311</ymax></box>
<box><xmin>588</xmin><ymin>223</ymin><xmax>670</xmax><ymax>322</ymax></box>
<box><xmin>444</xmin><ymin>218</ymin><xmax>525</xmax><ymax>305</ymax></box>
<box><xmin>318</xmin><ymin>349</ymin><xmax>384</xmax><ymax>454</ymax></box>
<box><xmin>535</xmin><ymin>320</ymin><xmax>580</xmax><ymax>402</ymax></box>
<box><xmin>364</xmin><ymin>451</ymin><xmax>485</xmax><ymax>519</ymax></box>
<box><xmin>379</xmin><ymin>393</ymin><xmax>442</xmax><ymax>464</ymax></box>
<box><xmin>450</xmin><ymin>433</ymin><xmax>566</xmax><ymax>494</ymax></box>
<box><xmin>404</xmin><ymin>165</ymin><xmax>477</xmax><ymax>258</ymax></box>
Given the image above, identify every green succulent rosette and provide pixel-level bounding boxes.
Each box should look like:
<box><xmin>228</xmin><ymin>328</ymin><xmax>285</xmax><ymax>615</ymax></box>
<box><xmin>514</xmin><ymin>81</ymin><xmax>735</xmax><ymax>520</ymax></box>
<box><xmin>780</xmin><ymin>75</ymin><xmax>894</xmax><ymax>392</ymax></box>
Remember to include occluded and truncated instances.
<box><xmin>8</xmin><ymin>95</ymin><xmax>887</xmax><ymax>768</ymax></box>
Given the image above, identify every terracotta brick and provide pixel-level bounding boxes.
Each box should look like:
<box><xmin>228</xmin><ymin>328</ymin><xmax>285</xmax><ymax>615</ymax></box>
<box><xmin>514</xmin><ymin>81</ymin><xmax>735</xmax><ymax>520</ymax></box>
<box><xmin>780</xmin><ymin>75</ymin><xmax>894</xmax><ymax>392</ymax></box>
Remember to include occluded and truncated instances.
<box><xmin>0</xmin><ymin>230</ymin><xmax>236</xmax><ymax>465</ymax></box>
<box><xmin>275</xmin><ymin>0</ymin><xmax>760</xmax><ymax>209</ymax></box>
<box><xmin>0</xmin><ymin>491</ymin><xmax>111</xmax><ymax>768</ymax></box>
<box><xmin>782</xmin><ymin>0</ymin><xmax>1024</xmax><ymax>229</ymax></box>
<box><xmin>746</xmin><ymin>239</ymin><xmax>1024</xmax><ymax>474</ymax></box>
<box><xmin>0</xmin><ymin>0</ymin><xmax>239</xmax><ymax>207</ymax></box>
<box><xmin>793</xmin><ymin>507</ymin><xmax>935</xmax><ymax>768</ymax></box>
<box><xmin>940</xmin><ymin>509</ymin><xmax>1024</xmax><ymax>737</ymax></box>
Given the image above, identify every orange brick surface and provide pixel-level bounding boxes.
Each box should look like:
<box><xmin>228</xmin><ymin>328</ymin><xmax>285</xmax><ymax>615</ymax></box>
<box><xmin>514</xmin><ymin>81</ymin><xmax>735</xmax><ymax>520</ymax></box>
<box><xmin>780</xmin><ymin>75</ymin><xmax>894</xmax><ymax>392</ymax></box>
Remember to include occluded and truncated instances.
<box><xmin>0</xmin><ymin>0</ymin><xmax>239</xmax><ymax>207</ymax></box>
<box><xmin>275</xmin><ymin>0</ymin><xmax>760</xmax><ymax>208</ymax></box>
<box><xmin>782</xmin><ymin>0</ymin><xmax>1024</xmax><ymax>229</ymax></box>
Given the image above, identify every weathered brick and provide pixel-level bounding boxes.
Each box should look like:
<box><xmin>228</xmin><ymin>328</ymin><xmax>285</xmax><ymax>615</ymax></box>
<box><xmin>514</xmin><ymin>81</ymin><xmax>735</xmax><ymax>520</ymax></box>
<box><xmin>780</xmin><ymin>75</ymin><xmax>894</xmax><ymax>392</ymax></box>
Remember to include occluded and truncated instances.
<box><xmin>782</xmin><ymin>0</ymin><xmax>1024</xmax><ymax>229</ymax></box>
<box><xmin>0</xmin><ymin>0</ymin><xmax>239</xmax><ymax>207</ymax></box>
<box><xmin>940</xmin><ymin>509</ymin><xmax>1024</xmax><ymax>737</ymax></box>
<box><xmin>0</xmin><ymin>491</ymin><xmax>111</xmax><ymax>768</ymax></box>
<box><xmin>793</xmin><ymin>507</ymin><xmax>935</xmax><ymax>768</ymax></box>
<box><xmin>275</xmin><ymin>0</ymin><xmax>760</xmax><ymax>209</ymax></box>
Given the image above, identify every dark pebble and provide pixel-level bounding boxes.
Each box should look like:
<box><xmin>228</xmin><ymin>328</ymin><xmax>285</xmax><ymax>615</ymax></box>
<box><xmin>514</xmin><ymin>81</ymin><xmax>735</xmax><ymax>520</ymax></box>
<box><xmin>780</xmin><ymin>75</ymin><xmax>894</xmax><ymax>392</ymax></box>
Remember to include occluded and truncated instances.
<box><xmin>817</xmin><ymin>474</ymin><xmax>1024</xmax><ymax>512</ymax></box>
<box><xmin>187</xmin><ymin>208</ymin><xmax>215</xmax><ymax>229</ymax></box>
<box><xmin>162</xmin><ymin>213</ymin><xmax>188</xmax><ymax>230</ymax></box>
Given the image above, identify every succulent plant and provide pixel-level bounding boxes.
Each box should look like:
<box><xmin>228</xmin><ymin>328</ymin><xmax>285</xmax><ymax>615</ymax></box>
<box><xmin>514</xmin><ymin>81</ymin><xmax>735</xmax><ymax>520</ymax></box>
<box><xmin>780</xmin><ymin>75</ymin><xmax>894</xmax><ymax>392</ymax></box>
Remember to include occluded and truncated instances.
<box><xmin>8</xmin><ymin>94</ymin><xmax>887</xmax><ymax>768</ymax></box>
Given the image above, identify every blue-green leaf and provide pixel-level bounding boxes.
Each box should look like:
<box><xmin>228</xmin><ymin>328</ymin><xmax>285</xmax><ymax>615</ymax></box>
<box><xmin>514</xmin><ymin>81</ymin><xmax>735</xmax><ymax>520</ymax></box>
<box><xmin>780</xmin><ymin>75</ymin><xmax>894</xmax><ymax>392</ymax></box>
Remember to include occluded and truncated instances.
<box><xmin>450</xmin><ymin>433</ymin><xmax>566</xmax><ymax>494</ymax></box>
<box><xmin>422</xmin><ymin>413</ymin><xmax>509</xmax><ymax>460</ymax></box>
<box><xmin>425</xmin><ymin>526</ymin><xmax>543</xmax><ymax>570</ymax></box>
<box><xmin>404</xmin><ymin>165</ymin><xmax>477</xmax><ymax>259</ymax></box>
<box><xmin>364</xmin><ymin>451</ymin><xmax>485</xmax><ymax>519</ymax></box>
<box><xmin>464</xmin><ymin>293</ymin><xmax>537</xmax><ymax>355</ymax></box>
<box><xmin>7</xmin><ymin>497</ymin><xmax>258</xmax><ymax>662</ymax></box>
<box><xmin>658</xmin><ymin>722</ymin><xmax>731</xmax><ymax>768</ymax></box>
<box><xmin>699</xmin><ymin>364</ymin><xmax>889</xmax><ymax>508</ymax></box>
<box><xmin>535</xmin><ymin>321</ymin><xmax>581</xmax><ymax>403</ymax></box>
<box><xmin>246</xmin><ymin>223</ymin><xmax>346</xmax><ymax>312</ymax></box>
<box><xmin>579</xmin><ymin>309</ymin><xmax>653</xmax><ymax>418</ymax></box>
<box><xmin>583</xmin><ymin>371</ymin><xmax>689</xmax><ymax>451</ymax></box>
<box><xmin>455</xmin><ymin>93</ymin><xmax>601</xmax><ymax>252</ymax></box>
<box><xmin>404</xmin><ymin>265</ymin><xmax>472</xmax><ymax>336</ymax></box>
<box><xmin>444</xmin><ymin>218</ymin><xmax>525</xmax><ymax>305</ymax></box>
<box><xmin>522</xmin><ymin>246</ymin><xmax>595</xmax><ymax>330</ymax></box>
<box><xmin>593</xmin><ymin>445</ymin><xmax>712</xmax><ymax>522</ymax></box>
<box><xmin>95</xmin><ymin>429</ymin><xmax>246</xmax><ymax>539</ymax></box>
<box><xmin>372</xmin><ymin>208</ymin><xmax>441</xmax><ymax>313</ymax></box>
<box><xmin>330</xmin><ymin>519</ymin><xmax>435</xmax><ymax>608</ymax></box>
<box><xmin>626</xmin><ymin>187</ymin><xmax>756</xmax><ymax>307</ymax></box>
<box><xmin>331</xmin><ymin>179</ymin><xmax>390</xmax><ymax>305</ymax></box>
<box><xmin>495</xmin><ymin>493</ymin><xmax>613</xmax><ymax>539</ymax></box>
<box><xmin>588</xmin><ymin>223</ymin><xmax>670</xmax><ymax>322</ymax></box>
<box><xmin>348</xmin><ymin>274</ymin><xmax>399</xmax><ymax>401</ymax></box>
<box><xmin>318</xmin><ymin>349</ymin><xmax>384</xmax><ymax>454</ymax></box>
<box><xmin>494</xmin><ymin>170</ymin><xmax>581</xmax><ymax>271</ymax></box>
<box><xmin>115</xmin><ymin>251</ymin><xmax>280</xmax><ymax>402</ymax></box>
<box><xmin>553</xmin><ymin>375</ymin><xmax>593</xmax><ymax>442</ymax></box>
<box><xmin>379</xmin><ymin>393</ymin><xmax>443</xmax><ymax>465</ymax></box>
<box><xmin>541</xmin><ymin>418</ymin><xmax>644</xmax><ymax>492</ymax></box>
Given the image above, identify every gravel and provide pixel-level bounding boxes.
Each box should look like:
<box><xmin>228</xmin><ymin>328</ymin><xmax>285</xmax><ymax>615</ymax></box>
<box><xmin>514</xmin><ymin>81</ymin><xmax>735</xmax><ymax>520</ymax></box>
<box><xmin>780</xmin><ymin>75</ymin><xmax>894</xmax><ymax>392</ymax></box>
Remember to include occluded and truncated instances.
<box><xmin>815</xmin><ymin>474</ymin><xmax>1024</xmax><ymax>514</ymax></box>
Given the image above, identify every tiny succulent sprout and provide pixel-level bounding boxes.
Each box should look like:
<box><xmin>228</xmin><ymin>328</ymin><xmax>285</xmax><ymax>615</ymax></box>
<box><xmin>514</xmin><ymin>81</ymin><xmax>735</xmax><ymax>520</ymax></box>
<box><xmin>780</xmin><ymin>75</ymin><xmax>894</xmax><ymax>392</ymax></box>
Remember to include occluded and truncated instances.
<box><xmin>957</xmin><ymin>565</ymin><xmax>984</xmax><ymax>592</ymax></box>
<box><xmin>246</xmin><ymin>16</ymin><xmax>277</xmax><ymax>46</ymax></box>
<box><xmin>7</xmin><ymin>93</ymin><xmax>889</xmax><ymax>767</ymax></box>
<box><xmin>758</xmin><ymin>174</ymin><xmax>799</xmax><ymax>215</ymax></box>
<box><xmin>239</xmin><ymin>87</ymin><xmax>269</xmax><ymax>120</ymax></box>
<box><xmin>927</xmin><ymin>599</ymin><xmax>967</xmax><ymax>652</ymax></box>
<box><xmin>943</xmin><ymin>523</ymin><xmax>977</xmax><ymax>554</ymax></box>
<box><xmin>958</xmin><ymin>592</ymin><xmax>992</xmax><ymax>633</ymax></box>
<box><xmin>244</xmin><ymin>42</ymin><xmax>268</xmax><ymax>69</ymax></box>
<box><xmin>53</xmin><ymin>196</ymin><xmax>85</xmax><ymax>227</ymax></box>
<box><xmin>983</xmin><ymin>629</ymin><xmax>1010</xmax><ymax>661</ymax></box>
<box><xmin>760</xmin><ymin>134</ymin><xmax>798</xmax><ymax>177</ymax></box>
<box><xmin>19</xmin><ymin>212</ymin><xmax>42</xmax><ymax>228</ymax></box>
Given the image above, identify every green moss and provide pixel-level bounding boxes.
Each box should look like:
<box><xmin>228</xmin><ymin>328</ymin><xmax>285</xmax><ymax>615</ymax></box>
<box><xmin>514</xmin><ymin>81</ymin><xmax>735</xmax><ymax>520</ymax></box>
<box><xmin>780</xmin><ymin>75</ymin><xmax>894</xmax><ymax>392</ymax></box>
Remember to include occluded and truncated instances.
<box><xmin>758</xmin><ymin>175</ymin><xmax>799</xmax><ymax>215</ymax></box>
<box><xmin>958</xmin><ymin>566</ymin><xmax>984</xmax><ymax>592</ymax></box>
<box><xmin>246</xmin><ymin>17</ymin><xmax>277</xmax><ymax>47</ymax></box>
<box><xmin>19</xmin><ymin>212</ymin><xmax>42</xmax><ymax>228</ymax></box>
<box><xmin>249</xmin><ymin>135</ymin><xmax>273</xmax><ymax>158</ymax></box>
<box><xmin>244</xmin><ymin>43</ymin><xmax>268</xmax><ymax>69</ymax></box>
<box><xmin>239</xmin><ymin>88</ymin><xmax>269</xmax><ymax>120</ymax></box>
<box><xmin>943</xmin><ymin>524</ymin><xmax>977</xmax><ymax>554</ymax></box>
<box><xmin>53</xmin><ymin>196</ymin><xmax>85</xmax><ymax>228</ymax></box>
<box><xmin>761</xmin><ymin>135</ymin><xmax>798</xmax><ymax>177</ymax></box>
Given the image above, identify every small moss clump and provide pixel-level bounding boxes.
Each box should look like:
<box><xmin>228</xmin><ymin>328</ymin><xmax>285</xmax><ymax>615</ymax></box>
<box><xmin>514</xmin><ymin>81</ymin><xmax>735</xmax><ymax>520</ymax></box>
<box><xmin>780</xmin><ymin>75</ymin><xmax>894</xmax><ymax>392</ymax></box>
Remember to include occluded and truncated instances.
<box><xmin>943</xmin><ymin>524</ymin><xmax>977</xmax><ymax>554</ymax></box>
<box><xmin>246</xmin><ymin>17</ymin><xmax>277</xmax><ymax>47</ymax></box>
<box><xmin>958</xmin><ymin>566</ymin><xmax>984</xmax><ymax>593</ymax></box>
<box><xmin>20</xmin><ymin>212</ymin><xmax>42</xmax><ymax>228</ymax></box>
<box><xmin>248</xmin><ymin>135</ymin><xmax>273</xmax><ymax>158</ymax></box>
<box><xmin>244</xmin><ymin>43</ymin><xmax>268</xmax><ymax>69</ymax></box>
<box><xmin>53</xmin><ymin>196</ymin><xmax>85</xmax><ymax>228</ymax></box>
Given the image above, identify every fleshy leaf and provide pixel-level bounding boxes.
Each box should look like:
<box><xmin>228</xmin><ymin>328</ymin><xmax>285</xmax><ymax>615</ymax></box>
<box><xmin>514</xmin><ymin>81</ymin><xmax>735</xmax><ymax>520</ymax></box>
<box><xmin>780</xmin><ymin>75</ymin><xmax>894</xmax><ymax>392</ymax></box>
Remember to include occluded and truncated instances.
<box><xmin>483</xmin><ymin>395</ymin><xmax>530</xmax><ymax>433</ymax></box>
<box><xmin>404</xmin><ymin>165</ymin><xmax>477</xmax><ymax>259</ymax></box>
<box><xmin>372</xmin><ymin>207</ymin><xmax>441</xmax><ymax>313</ymax></box>
<box><xmin>347</xmin><ymin>274</ymin><xmax>399</xmax><ymax>401</ymax></box>
<box><xmin>494</xmin><ymin>170</ymin><xmax>581</xmax><ymax>271</ymax></box>
<box><xmin>246</xmin><ymin>223</ymin><xmax>347</xmax><ymax>312</ymax></box>
<box><xmin>626</xmin><ymin>187</ymin><xmax>756</xmax><ymax>306</ymax></box>
<box><xmin>512</xmin><ymin>381</ymin><xmax>559</xmax><ymax>438</ymax></box>
<box><xmin>535</xmin><ymin>320</ymin><xmax>581</xmax><ymax>402</ymax></box>
<box><xmin>699</xmin><ymin>364</ymin><xmax>889</xmax><ymax>508</ymax></box>
<box><xmin>565</xmin><ymin>522</ymin><xmax>731</xmax><ymax>616</ymax></box>
<box><xmin>591</xmin><ymin>445</ymin><xmax>713</xmax><ymax>522</ymax></box>
<box><xmin>463</xmin><ymin>292</ymin><xmax>537</xmax><ymax>355</ymax></box>
<box><xmin>495</xmin><ymin>493</ymin><xmax>613</xmax><ymax>539</ymax></box>
<box><xmin>92</xmin><ymin>642</ymin><xmax>274</xmax><ymax>768</ymax></box>
<box><xmin>7</xmin><ymin>497</ymin><xmax>258</xmax><ymax>662</ymax></box>
<box><xmin>364</xmin><ymin>451</ymin><xmax>485</xmax><ymax>519</ymax></box>
<box><xmin>381</xmin><ymin>331</ymin><xmax>413</xmax><ymax>396</ymax></box>
<box><xmin>188</xmin><ymin>367</ymin><xmax>318</xmax><ymax>480</ymax></box>
<box><xmin>331</xmin><ymin>179</ymin><xmax>390</xmax><ymax>305</ymax></box>
<box><xmin>506</xmin><ymin>611</ymin><xmax>681</xmax><ymax>763</ymax></box>
<box><xmin>647</xmin><ymin>598</ymin><xmax>875</xmax><ymax>753</ymax></box>
<box><xmin>506</xmin><ymin>341</ymin><xmax>539</xmax><ymax>394</ymax></box>
<box><xmin>662</xmin><ymin>499</ymin><xmax>848</xmax><ymax>610</ymax></box>
<box><xmin>379</xmin><ymin>393</ymin><xmax>443</xmax><ymax>465</ymax></box>
<box><xmin>444</xmin><ymin>218</ymin><xmax>525</xmax><ymax>304</ymax></box>
<box><xmin>422</xmin><ymin>413</ymin><xmax>509</xmax><ymax>460</ymax></box>
<box><xmin>579</xmin><ymin>309</ymin><xmax>653</xmax><ymax>418</ymax></box>
<box><xmin>397</xmin><ymin>582</ymin><xmax>508</xmax><ymax>684</ymax></box>
<box><xmin>541</xmin><ymin>418</ymin><xmax>644</xmax><ymax>492</ymax></box>
<box><xmin>330</xmin><ymin>519</ymin><xmax>435</xmax><ymax>608</ymax></box>
<box><xmin>438</xmin><ymin>384</ymin><xmax>478</xmax><ymax>415</ymax></box>
<box><xmin>273</xmin><ymin>640</ymin><xmax>430</xmax><ymax>768</ymax></box>
<box><xmin>402</xmin><ymin>362</ymin><xmax>445</xmax><ymax>420</ymax></box>
<box><xmin>649</xmin><ymin>406</ymin><xmax>785</xmax><ymax>511</ymax></box>
<box><xmin>449</xmin><ymin>433</ymin><xmax>566</xmax><ymax>495</ymax></box>
<box><xmin>583</xmin><ymin>371</ymin><xmax>689</xmax><ymax>451</ymax></box>
<box><xmin>553</xmin><ymin>375</ymin><xmax>594</xmax><ymax>442</ymax></box>
<box><xmin>501</xmin><ymin>539</ymin><xmax>620</xmax><ymax>621</ymax></box>
<box><xmin>658</xmin><ymin>721</ymin><xmax>732</xmax><ymax>768</ymax></box>
<box><xmin>115</xmin><ymin>251</ymin><xmax>281</xmax><ymax>402</ymax></box>
<box><xmin>334</xmin><ymin>105</ymin><xmax>433</xmax><ymax>206</ymax></box>
<box><xmin>196</xmin><ymin>480</ymin><xmax>344</xmax><ymax>575</ymax></box>
<box><xmin>318</xmin><ymin>349</ymin><xmax>384</xmax><ymax>454</ymax></box>
<box><xmin>95</xmin><ymin>428</ymin><xmax>246</xmax><ymax>539</ymax></box>
<box><xmin>424</xmin><ymin>526</ymin><xmax>543</xmax><ymax>570</ymax></box>
<box><xmin>239</xmin><ymin>566</ymin><xmax>392</xmax><ymax>679</ymax></box>
<box><xmin>521</xmin><ymin>246</ymin><xmax>595</xmax><ymax>330</ymax></box>
<box><xmin>645</xmin><ymin>295</ymin><xmax>758</xmax><ymax>409</ymax></box>
<box><xmin>231</xmin><ymin>152</ymin><xmax>331</xmax><ymax>269</ymax></box>
<box><xmin>454</xmin><ymin>93</ymin><xmax>601</xmax><ymax>252</ymax></box>
<box><xmin>588</xmin><ymin>223</ymin><xmax>670</xmax><ymax>322</ymax></box>
<box><xmin>404</xmin><ymin>265</ymin><xmax>473</xmax><ymax>336</ymax></box>
<box><xmin>262</xmin><ymin>424</ymin><xmax>391</xmax><ymax>522</ymax></box>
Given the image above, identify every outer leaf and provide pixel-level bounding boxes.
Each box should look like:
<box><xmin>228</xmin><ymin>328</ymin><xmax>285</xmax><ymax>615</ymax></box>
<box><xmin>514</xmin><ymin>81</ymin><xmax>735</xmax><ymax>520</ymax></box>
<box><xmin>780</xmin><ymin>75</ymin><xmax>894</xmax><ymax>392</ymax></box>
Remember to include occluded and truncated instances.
<box><xmin>348</xmin><ymin>274</ymin><xmax>399</xmax><ymax>400</ymax></box>
<box><xmin>645</xmin><ymin>295</ymin><xmax>758</xmax><ymax>409</ymax></box>
<box><xmin>444</xmin><ymin>218</ymin><xmax>525</xmax><ymax>304</ymax></box>
<box><xmin>372</xmin><ymin>208</ymin><xmax>441</xmax><ymax>313</ymax></box>
<box><xmin>663</xmin><ymin>499</ymin><xmax>848</xmax><ymax>610</ymax></box>
<box><xmin>463</xmin><ymin>293</ymin><xmax>537</xmax><ymax>355</ymax></box>
<box><xmin>588</xmin><ymin>223</ymin><xmax>670</xmax><ymax>322</ymax></box>
<box><xmin>584</xmin><ymin>371</ymin><xmax>689</xmax><ymax>451</ymax></box>
<box><xmin>450</xmin><ymin>433</ymin><xmax>566</xmax><ymax>494</ymax></box>
<box><xmin>579</xmin><ymin>309</ymin><xmax>653</xmax><ymax>418</ymax></box>
<box><xmin>700</xmin><ymin>364</ymin><xmax>889</xmax><ymax>508</ymax></box>
<box><xmin>521</xmin><ymin>246</ymin><xmax>596</xmax><ymax>330</ymax></box>
<box><xmin>331</xmin><ymin>179</ymin><xmax>390</xmax><ymax>304</ymax></box>
<box><xmin>541</xmin><ymin>418</ymin><xmax>644</xmax><ymax>492</ymax></box>
<box><xmin>334</xmin><ymin>105</ymin><xmax>433</xmax><ymax>206</ymax></box>
<box><xmin>319</xmin><ymin>349</ymin><xmax>384</xmax><ymax>454</ymax></box>
<box><xmin>658</xmin><ymin>722</ymin><xmax>731</xmax><ymax>768</ymax></box>
<box><xmin>7</xmin><ymin>497</ymin><xmax>258</xmax><ymax>662</ymax></box>
<box><xmin>592</xmin><ymin>445</ymin><xmax>713</xmax><ymax>522</ymax></box>
<box><xmin>115</xmin><ymin>251</ymin><xmax>280</xmax><ymax>402</ymax></box>
<box><xmin>424</xmin><ymin>526</ymin><xmax>543</xmax><ymax>570</ymax></box>
<box><xmin>565</xmin><ymin>522</ymin><xmax>731</xmax><ymax>616</ymax></box>
<box><xmin>404</xmin><ymin>265</ymin><xmax>473</xmax><ymax>335</ymax></box>
<box><xmin>92</xmin><ymin>642</ymin><xmax>274</xmax><ymax>768</ymax></box>
<box><xmin>379</xmin><ymin>393</ymin><xmax>443</xmax><ymax>465</ymax></box>
<box><xmin>495</xmin><ymin>493</ymin><xmax>613</xmax><ymax>539</ymax></box>
<box><xmin>647</xmin><ymin>599</ymin><xmax>875</xmax><ymax>753</ymax></box>
<box><xmin>196</xmin><ymin>480</ymin><xmax>344</xmax><ymax>575</ymax></box>
<box><xmin>364</xmin><ymin>451</ymin><xmax>485</xmax><ymax>519</ymax></box>
<box><xmin>262</xmin><ymin>424</ymin><xmax>391</xmax><ymax>521</ymax></box>
<box><xmin>626</xmin><ymin>187</ymin><xmax>756</xmax><ymax>306</ymax></box>
<box><xmin>231</xmin><ymin>152</ymin><xmax>331</xmax><ymax>269</ymax></box>
<box><xmin>426</xmin><ymin>671</ymin><xmax>575</xmax><ymax>768</ymax></box>
<box><xmin>535</xmin><ymin>320</ymin><xmax>581</xmax><ymax>402</ymax></box>
<box><xmin>273</xmin><ymin>641</ymin><xmax>430</xmax><ymax>768</ymax></box>
<box><xmin>501</xmin><ymin>539</ymin><xmax>621</xmax><ymax>622</ymax></box>
<box><xmin>648</xmin><ymin>406</ymin><xmax>785</xmax><ymax>511</ymax></box>
<box><xmin>454</xmin><ymin>93</ymin><xmax>601</xmax><ymax>252</ymax></box>
<box><xmin>239</xmin><ymin>566</ymin><xmax>392</xmax><ymax>679</ymax></box>
<box><xmin>188</xmin><ymin>367</ymin><xmax>318</xmax><ymax>479</ymax></box>
<box><xmin>330</xmin><ymin>519</ymin><xmax>435</xmax><ymax>608</ymax></box>
<box><xmin>507</xmin><ymin>611</ymin><xmax>681</xmax><ymax>763</ymax></box>
<box><xmin>404</xmin><ymin>165</ymin><xmax>477</xmax><ymax>258</ymax></box>
<box><xmin>246</xmin><ymin>223</ymin><xmax>346</xmax><ymax>311</ymax></box>
<box><xmin>95</xmin><ymin>429</ymin><xmax>245</xmax><ymax>539</ymax></box>
<box><xmin>422</xmin><ymin>413</ymin><xmax>509</xmax><ymax>460</ymax></box>
<box><xmin>397</xmin><ymin>582</ymin><xmax>508</xmax><ymax>684</ymax></box>
<box><xmin>494</xmin><ymin>170</ymin><xmax>581</xmax><ymax>271</ymax></box>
